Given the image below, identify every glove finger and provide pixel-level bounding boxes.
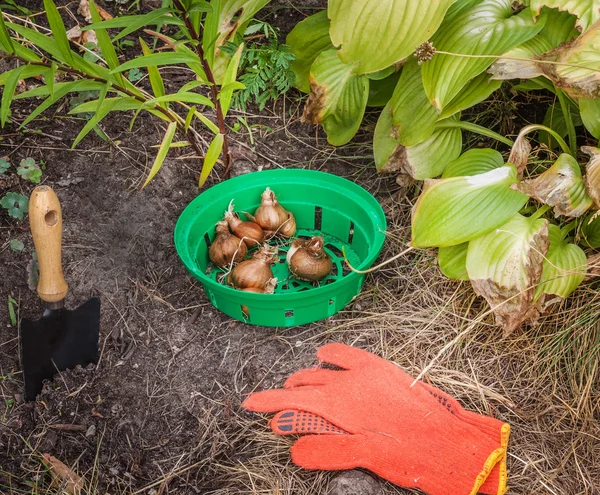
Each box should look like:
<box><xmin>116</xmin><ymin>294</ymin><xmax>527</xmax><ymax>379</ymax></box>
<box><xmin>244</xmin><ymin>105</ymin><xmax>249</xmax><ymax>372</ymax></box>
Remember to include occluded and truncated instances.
<box><xmin>284</xmin><ymin>368</ymin><xmax>342</xmax><ymax>388</ymax></box>
<box><xmin>290</xmin><ymin>433</ymin><xmax>365</xmax><ymax>471</ymax></box>
<box><xmin>242</xmin><ymin>386</ymin><xmax>326</xmax><ymax>413</ymax></box>
<box><xmin>420</xmin><ymin>381</ymin><xmax>506</xmax><ymax>437</ymax></box>
<box><xmin>316</xmin><ymin>343</ymin><xmax>384</xmax><ymax>370</ymax></box>
<box><xmin>270</xmin><ymin>409</ymin><xmax>348</xmax><ymax>435</ymax></box>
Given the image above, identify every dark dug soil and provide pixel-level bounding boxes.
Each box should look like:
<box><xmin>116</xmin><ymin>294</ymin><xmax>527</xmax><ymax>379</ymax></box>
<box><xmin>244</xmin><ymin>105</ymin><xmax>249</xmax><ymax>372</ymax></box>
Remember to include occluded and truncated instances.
<box><xmin>1</xmin><ymin>1</ymin><xmax>599</xmax><ymax>495</ymax></box>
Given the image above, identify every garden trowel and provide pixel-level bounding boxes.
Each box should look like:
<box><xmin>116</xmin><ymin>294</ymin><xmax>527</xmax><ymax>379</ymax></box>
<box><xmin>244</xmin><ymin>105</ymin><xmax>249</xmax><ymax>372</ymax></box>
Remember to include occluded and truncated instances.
<box><xmin>20</xmin><ymin>186</ymin><xmax>100</xmax><ymax>401</ymax></box>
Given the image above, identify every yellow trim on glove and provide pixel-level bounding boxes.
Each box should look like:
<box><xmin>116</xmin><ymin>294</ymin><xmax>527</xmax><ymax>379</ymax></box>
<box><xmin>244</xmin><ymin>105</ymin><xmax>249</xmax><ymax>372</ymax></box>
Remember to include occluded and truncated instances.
<box><xmin>469</xmin><ymin>423</ymin><xmax>511</xmax><ymax>495</ymax></box>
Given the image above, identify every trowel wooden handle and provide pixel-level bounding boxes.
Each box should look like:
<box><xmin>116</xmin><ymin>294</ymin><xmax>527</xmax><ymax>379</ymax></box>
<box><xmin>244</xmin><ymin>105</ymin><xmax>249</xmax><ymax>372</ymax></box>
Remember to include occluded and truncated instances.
<box><xmin>29</xmin><ymin>186</ymin><xmax>68</xmax><ymax>303</ymax></box>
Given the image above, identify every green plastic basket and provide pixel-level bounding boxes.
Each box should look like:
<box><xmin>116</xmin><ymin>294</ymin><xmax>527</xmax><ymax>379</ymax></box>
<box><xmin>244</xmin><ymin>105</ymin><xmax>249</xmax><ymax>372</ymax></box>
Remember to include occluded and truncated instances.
<box><xmin>174</xmin><ymin>169</ymin><xmax>386</xmax><ymax>326</ymax></box>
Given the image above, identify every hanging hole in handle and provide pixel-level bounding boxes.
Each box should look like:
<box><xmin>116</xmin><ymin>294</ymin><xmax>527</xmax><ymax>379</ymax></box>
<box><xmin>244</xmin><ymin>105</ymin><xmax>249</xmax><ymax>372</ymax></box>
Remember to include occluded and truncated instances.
<box><xmin>45</xmin><ymin>210</ymin><xmax>58</xmax><ymax>226</ymax></box>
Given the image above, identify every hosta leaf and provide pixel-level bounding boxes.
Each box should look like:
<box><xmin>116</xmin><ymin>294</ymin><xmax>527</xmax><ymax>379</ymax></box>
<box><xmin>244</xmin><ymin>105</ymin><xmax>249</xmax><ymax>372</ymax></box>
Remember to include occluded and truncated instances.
<box><xmin>488</xmin><ymin>34</ymin><xmax>554</xmax><ymax>80</ymax></box>
<box><xmin>537</xmin><ymin>6</ymin><xmax>580</xmax><ymax>46</ymax></box>
<box><xmin>508</xmin><ymin>131</ymin><xmax>532</xmax><ymax>178</ymax></box>
<box><xmin>580</xmin><ymin>211</ymin><xmax>600</xmax><ymax>247</ymax></box>
<box><xmin>422</xmin><ymin>1</ymin><xmax>544</xmax><ymax>112</ymax></box>
<box><xmin>533</xmin><ymin>20</ymin><xmax>600</xmax><ymax>99</ymax></box>
<box><xmin>582</xmin><ymin>145</ymin><xmax>600</xmax><ymax>207</ymax></box>
<box><xmin>328</xmin><ymin>0</ymin><xmax>457</xmax><ymax>75</ymax></box>
<box><xmin>438</xmin><ymin>243</ymin><xmax>469</xmax><ymax>280</ymax></box>
<box><xmin>301</xmin><ymin>49</ymin><xmax>369</xmax><ymax>146</ymax></box>
<box><xmin>286</xmin><ymin>11</ymin><xmax>333</xmax><ymax>93</ymax></box>
<box><xmin>442</xmin><ymin>149</ymin><xmax>504</xmax><ymax>178</ymax></box>
<box><xmin>411</xmin><ymin>165</ymin><xmax>529</xmax><ymax>247</ymax></box>
<box><xmin>527</xmin><ymin>0</ymin><xmax>600</xmax><ymax>31</ymax></box>
<box><xmin>466</xmin><ymin>213</ymin><xmax>549</xmax><ymax>335</ymax></box>
<box><xmin>389</xmin><ymin>58</ymin><xmax>439</xmax><ymax>146</ymax></box>
<box><xmin>438</xmin><ymin>72</ymin><xmax>502</xmax><ymax>119</ymax></box>
<box><xmin>367</xmin><ymin>71</ymin><xmax>401</xmax><ymax>107</ymax></box>
<box><xmin>515</xmin><ymin>153</ymin><xmax>593</xmax><ymax>217</ymax></box>
<box><xmin>534</xmin><ymin>224</ymin><xmax>586</xmax><ymax>303</ymax></box>
<box><xmin>374</xmin><ymin>107</ymin><xmax>462</xmax><ymax>179</ymax></box>
<box><xmin>579</xmin><ymin>98</ymin><xmax>600</xmax><ymax>138</ymax></box>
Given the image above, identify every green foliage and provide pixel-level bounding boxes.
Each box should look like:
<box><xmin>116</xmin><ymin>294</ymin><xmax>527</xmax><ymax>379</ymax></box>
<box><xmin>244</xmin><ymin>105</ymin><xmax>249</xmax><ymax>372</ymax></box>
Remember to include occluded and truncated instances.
<box><xmin>17</xmin><ymin>157</ymin><xmax>42</xmax><ymax>183</ymax></box>
<box><xmin>0</xmin><ymin>192</ymin><xmax>28</xmax><ymax>219</ymax></box>
<box><xmin>221</xmin><ymin>22</ymin><xmax>296</xmax><ymax>111</ymax></box>
<box><xmin>0</xmin><ymin>157</ymin><xmax>9</xmax><ymax>174</ymax></box>
<box><xmin>284</xmin><ymin>0</ymin><xmax>600</xmax><ymax>332</ymax></box>
<box><xmin>0</xmin><ymin>0</ymin><xmax>270</xmax><ymax>187</ymax></box>
<box><xmin>7</xmin><ymin>296</ymin><xmax>17</xmax><ymax>326</ymax></box>
<box><xmin>10</xmin><ymin>238</ymin><xmax>23</xmax><ymax>251</ymax></box>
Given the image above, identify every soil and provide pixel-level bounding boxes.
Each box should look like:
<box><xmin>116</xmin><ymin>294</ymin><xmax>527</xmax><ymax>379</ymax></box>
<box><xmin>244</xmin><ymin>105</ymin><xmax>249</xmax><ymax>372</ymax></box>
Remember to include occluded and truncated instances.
<box><xmin>1</xmin><ymin>2</ymin><xmax>599</xmax><ymax>495</ymax></box>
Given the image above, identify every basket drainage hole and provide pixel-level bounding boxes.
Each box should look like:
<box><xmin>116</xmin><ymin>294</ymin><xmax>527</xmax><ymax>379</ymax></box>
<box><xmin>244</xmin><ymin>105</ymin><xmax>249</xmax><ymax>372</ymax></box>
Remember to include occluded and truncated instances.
<box><xmin>204</xmin><ymin>233</ymin><xmax>211</xmax><ymax>248</ymax></box>
<box><xmin>285</xmin><ymin>309</ymin><xmax>294</xmax><ymax>318</ymax></box>
<box><xmin>282</xmin><ymin>283</ymin><xmax>289</xmax><ymax>290</ymax></box>
<box><xmin>314</xmin><ymin>206</ymin><xmax>322</xmax><ymax>230</ymax></box>
<box><xmin>348</xmin><ymin>222</ymin><xmax>355</xmax><ymax>243</ymax></box>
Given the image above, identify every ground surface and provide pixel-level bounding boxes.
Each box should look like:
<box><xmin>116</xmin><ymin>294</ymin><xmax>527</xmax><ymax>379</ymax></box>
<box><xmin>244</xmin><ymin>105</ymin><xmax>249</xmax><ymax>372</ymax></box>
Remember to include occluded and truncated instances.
<box><xmin>1</xmin><ymin>1</ymin><xmax>599</xmax><ymax>494</ymax></box>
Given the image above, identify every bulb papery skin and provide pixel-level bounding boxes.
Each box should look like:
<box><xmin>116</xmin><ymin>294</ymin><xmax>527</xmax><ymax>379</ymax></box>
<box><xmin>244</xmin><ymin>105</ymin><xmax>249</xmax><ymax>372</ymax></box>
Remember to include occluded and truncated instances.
<box><xmin>254</xmin><ymin>187</ymin><xmax>291</xmax><ymax>231</ymax></box>
<box><xmin>224</xmin><ymin>208</ymin><xmax>265</xmax><ymax>248</ymax></box>
<box><xmin>240</xmin><ymin>277</ymin><xmax>278</xmax><ymax>316</ymax></box>
<box><xmin>209</xmin><ymin>221</ymin><xmax>248</xmax><ymax>267</ymax></box>
<box><xmin>279</xmin><ymin>212</ymin><xmax>296</xmax><ymax>238</ymax></box>
<box><xmin>228</xmin><ymin>244</ymin><xmax>278</xmax><ymax>289</ymax></box>
<box><xmin>289</xmin><ymin>236</ymin><xmax>332</xmax><ymax>282</ymax></box>
<box><xmin>286</xmin><ymin>237</ymin><xmax>308</xmax><ymax>264</ymax></box>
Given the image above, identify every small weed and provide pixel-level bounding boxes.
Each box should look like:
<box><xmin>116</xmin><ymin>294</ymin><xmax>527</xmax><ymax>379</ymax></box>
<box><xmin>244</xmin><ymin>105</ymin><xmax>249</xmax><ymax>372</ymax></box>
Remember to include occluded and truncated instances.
<box><xmin>0</xmin><ymin>192</ymin><xmax>28</xmax><ymax>220</ymax></box>
<box><xmin>17</xmin><ymin>157</ymin><xmax>42</xmax><ymax>184</ymax></box>
<box><xmin>221</xmin><ymin>21</ymin><xmax>295</xmax><ymax>111</ymax></box>
<box><xmin>128</xmin><ymin>68</ymin><xmax>144</xmax><ymax>82</ymax></box>
<box><xmin>10</xmin><ymin>239</ymin><xmax>24</xmax><ymax>251</ymax></box>
<box><xmin>0</xmin><ymin>157</ymin><xmax>10</xmax><ymax>174</ymax></box>
<box><xmin>7</xmin><ymin>295</ymin><xmax>17</xmax><ymax>326</ymax></box>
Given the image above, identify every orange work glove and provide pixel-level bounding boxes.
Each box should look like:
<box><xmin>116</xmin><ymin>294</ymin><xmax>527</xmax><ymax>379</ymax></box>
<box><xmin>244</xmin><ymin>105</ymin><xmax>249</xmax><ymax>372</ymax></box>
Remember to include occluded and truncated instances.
<box><xmin>243</xmin><ymin>343</ymin><xmax>510</xmax><ymax>495</ymax></box>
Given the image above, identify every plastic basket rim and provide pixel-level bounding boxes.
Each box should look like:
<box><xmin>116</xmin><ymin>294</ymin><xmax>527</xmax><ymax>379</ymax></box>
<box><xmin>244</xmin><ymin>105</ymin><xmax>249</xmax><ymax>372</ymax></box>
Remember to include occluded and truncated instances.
<box><xmin>174</xmin><ymin>168</ymin><xmax>387</xmax><ymax>301</ymax></box>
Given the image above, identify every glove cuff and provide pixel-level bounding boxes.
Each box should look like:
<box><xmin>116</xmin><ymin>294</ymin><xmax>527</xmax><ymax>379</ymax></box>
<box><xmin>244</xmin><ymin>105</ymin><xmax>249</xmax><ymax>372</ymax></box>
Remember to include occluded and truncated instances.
<box><xmin>470</xmin><ymin>423</ymin><xmax>510</xmax><ymax>495</ymax></box>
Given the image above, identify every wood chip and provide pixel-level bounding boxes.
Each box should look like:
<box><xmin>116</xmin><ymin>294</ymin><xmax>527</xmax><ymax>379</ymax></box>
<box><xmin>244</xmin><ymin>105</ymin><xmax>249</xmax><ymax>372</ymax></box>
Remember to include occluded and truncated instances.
<box><xmin>42</xmin><ymin>454</ymin><xmax>85</xmax><ymax>495</ymax></box>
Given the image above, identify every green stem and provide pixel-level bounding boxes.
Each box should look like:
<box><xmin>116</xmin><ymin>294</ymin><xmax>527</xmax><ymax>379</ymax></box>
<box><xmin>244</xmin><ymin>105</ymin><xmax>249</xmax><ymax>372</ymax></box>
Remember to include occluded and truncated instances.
<box><xmin>561</xmin><ymin>220</ymin><xmax>578</xmax><ymax>237</ymax></box>
<box><xmin>530</xmin><ymin>205</ymin><xmax>551</xmax><ymax>221</ymax></box>
<box><xmin>518</xmin><ymin>124</ymin><xmax>572</xmax><ymax>156</ymax></box>
<box><xmin>556</xmin><ymin>88</ymin><xmax>577</xmax><ymax>156</ymax></box>
<box><xmin>435</xmin><ymin>120</ymin><xmax>514</xmax><ymax>146</ymax></box>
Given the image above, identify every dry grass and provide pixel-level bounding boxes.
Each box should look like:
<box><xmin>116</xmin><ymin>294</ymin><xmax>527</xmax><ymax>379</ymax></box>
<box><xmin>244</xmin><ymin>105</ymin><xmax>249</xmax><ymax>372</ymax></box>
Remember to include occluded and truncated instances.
<box><xmin>198</xmin><ymin>196</ymin><xmax>600</xmax><ymax>495</ymax></box>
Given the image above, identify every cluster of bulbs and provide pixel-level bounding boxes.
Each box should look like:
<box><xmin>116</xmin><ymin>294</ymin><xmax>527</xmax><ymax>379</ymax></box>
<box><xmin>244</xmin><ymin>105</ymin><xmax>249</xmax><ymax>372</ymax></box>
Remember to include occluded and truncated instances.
<box><xmin>208</xmin><ymin>188</ymin><xmax>333</xmax><ymax>300</ymax></box>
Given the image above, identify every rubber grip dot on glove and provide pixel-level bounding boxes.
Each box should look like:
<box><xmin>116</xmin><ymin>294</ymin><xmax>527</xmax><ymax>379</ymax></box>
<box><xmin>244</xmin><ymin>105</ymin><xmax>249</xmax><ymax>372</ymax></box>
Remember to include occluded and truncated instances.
<box><xmin>270</xmin><ymin>410</ymin><xmax>349</xmax><ymax>435</ymax></box>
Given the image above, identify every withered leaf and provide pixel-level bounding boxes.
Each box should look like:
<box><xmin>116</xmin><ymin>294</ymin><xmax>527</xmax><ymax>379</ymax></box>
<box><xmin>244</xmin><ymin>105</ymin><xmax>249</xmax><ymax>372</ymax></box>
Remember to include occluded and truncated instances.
<box><xmin>508</xmin><ymin>131</ymin><xmax>532</xmax><ymax>179</ymax></box>
<box><xmin>42</xmin><ymin>454</ymin><xmax>85</xmax><ymax>495</ymax></box>
<box><xmin>582</xmin><ymin>146</ymin><xmax>600</xmax><ymax>208</ymax></box>
<box><xmin>514</xmin><ymin>154</ymin><xmax>593</xmax><ymax>217</ymax></box>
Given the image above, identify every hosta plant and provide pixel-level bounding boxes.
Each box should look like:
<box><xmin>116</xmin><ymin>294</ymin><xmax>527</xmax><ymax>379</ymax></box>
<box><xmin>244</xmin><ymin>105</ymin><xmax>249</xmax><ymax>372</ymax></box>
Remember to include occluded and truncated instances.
<box><xmin>286</xmin><ymin>0</ymin><xmax>600</xmax><ymax>334</ymax></box>
<box><xmin>0</xmin><ymin>0</ymin><xmax>275</xmax><ymax>187</ymax></box>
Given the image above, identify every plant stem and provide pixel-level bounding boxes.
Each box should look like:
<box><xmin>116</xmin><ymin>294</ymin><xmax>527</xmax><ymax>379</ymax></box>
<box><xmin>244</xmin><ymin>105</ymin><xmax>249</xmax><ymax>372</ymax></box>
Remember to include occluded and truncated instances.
<box><xmin>435</xmin><ymin>120</ymin><xmax>514</xmax><ymax>146</ymax></box>
<box><xmin>517</xmin><ymin>124</ymin><xmax>572</xmax><ymax>156</ymax></box>
<box><xmin>530</xmin><ymin>205</ymin><xmax>551</xmax><ymax>221</ymax></box>
<box><xmin>556</xmin><ymin>88</ymin><xmax>577</xmax><ymax>156</ymax></box>
<box><xmin>173</xmin><ymin>0</ymin><xmax>232</xmax><ymax>179</ymax></box>
<box><xmin>561</xmin><ymin>220</ymin><xmax>578</xmax><ymax>237</ymax></box>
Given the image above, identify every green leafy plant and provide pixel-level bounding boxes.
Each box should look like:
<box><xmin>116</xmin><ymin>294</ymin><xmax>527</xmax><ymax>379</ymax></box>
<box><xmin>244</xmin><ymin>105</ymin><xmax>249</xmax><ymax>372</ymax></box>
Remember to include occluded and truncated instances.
<box><xmin>17</xmin><ymin>157</ymin><xmax>42</xmax><ymax>183</ymax></box>
<box><xmin>287</xmin><ymin>1</ymin><xmax>600</xmax><ymax>334</ymax></box>
<box><xmin>0</xmin><ymin>157</ymin><xmax>9</xmax><ymax>174</ymax></box>
<box><xmin>221</xmin><ymin>22</ymin><xmax>296</xmax><ymax>111</ymax></box>
<box><xmin>7</xmin><ymin>295</ymin><xmax>17</xmax><ymax>326</ymax></box>
<box><xmin>0</xmin><ymin>0</ymin><xmax>276</xmax><ymax>187</ymax></box>
<box><xmin>0</xmin><ymin>191</ymin><xmax>28</xmax><ymax>219</ymax></box>
<box><xmin>10</xmin><ymin>238</ymin><xmax>23</xmax><ymax>251</ymax></box>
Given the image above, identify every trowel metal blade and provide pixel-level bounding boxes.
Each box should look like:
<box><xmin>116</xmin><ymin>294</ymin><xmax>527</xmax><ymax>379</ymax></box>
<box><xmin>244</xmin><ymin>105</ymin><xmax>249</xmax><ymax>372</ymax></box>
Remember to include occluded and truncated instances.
<box><xmin>21</xmin><ymin>297</ymin><xmax>100</xmax><ymax>401</ymax></box>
